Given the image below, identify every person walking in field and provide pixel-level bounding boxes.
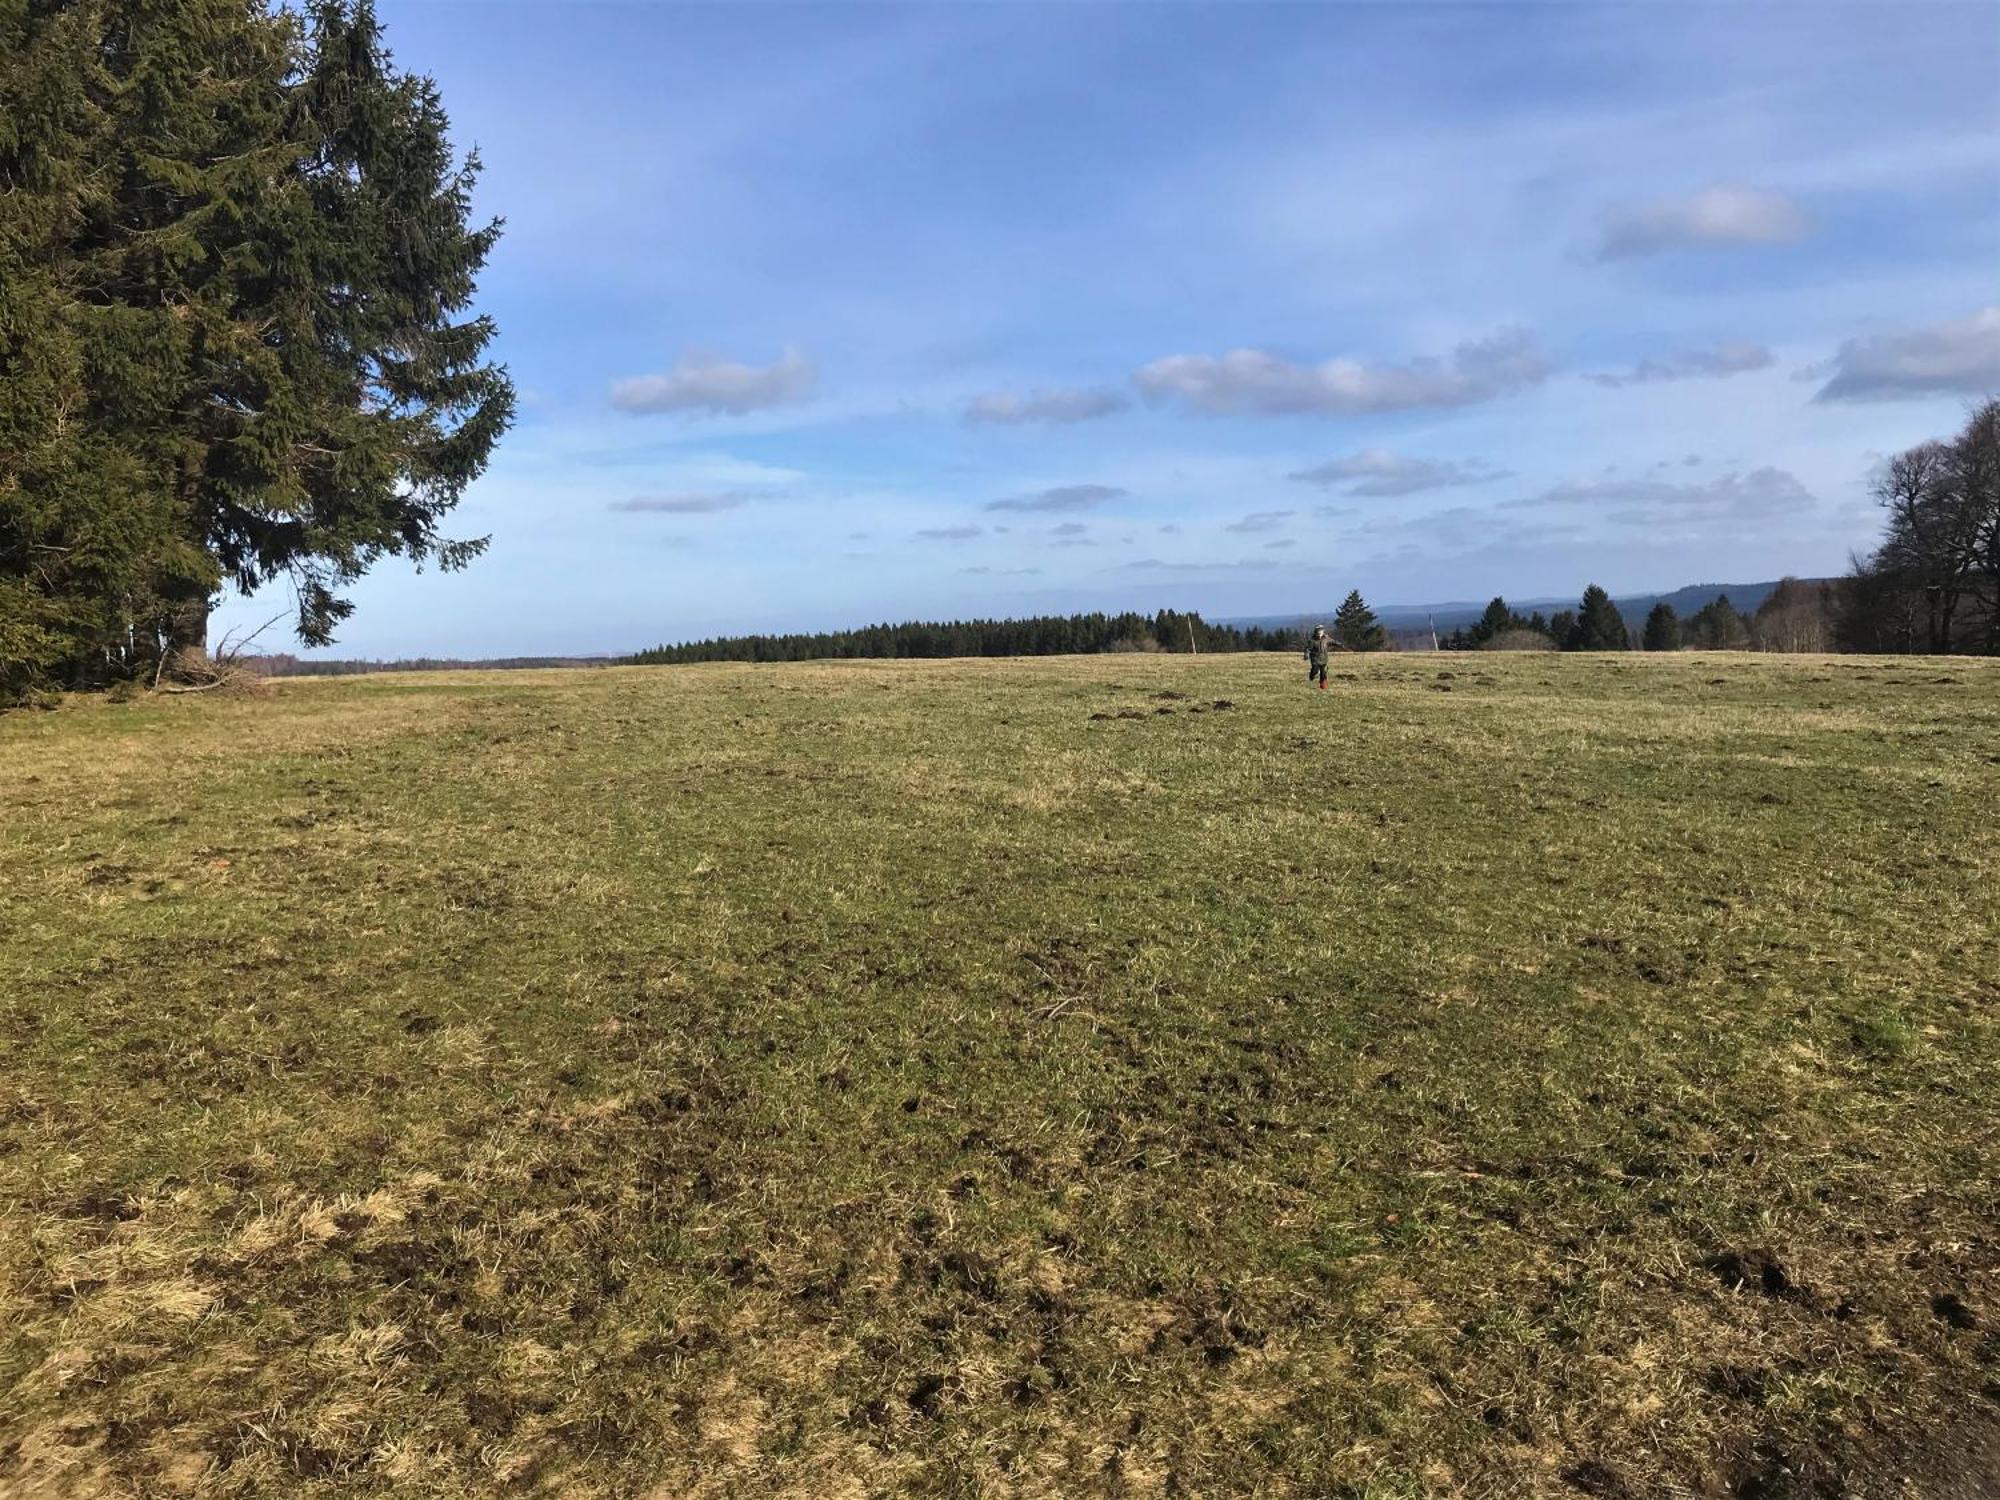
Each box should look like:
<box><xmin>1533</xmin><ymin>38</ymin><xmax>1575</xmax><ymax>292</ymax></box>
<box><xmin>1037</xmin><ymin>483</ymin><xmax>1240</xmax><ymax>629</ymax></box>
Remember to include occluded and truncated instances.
<box><xmin>1305</xmin><ymin>624</ymin><xmax>1333</xmax><ymax>690</ymax></box>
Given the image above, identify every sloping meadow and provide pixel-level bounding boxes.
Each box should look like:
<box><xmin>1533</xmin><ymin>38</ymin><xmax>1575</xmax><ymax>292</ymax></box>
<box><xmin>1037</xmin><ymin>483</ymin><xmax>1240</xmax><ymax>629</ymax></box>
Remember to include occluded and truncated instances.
<box><xmin>2</xmin><ymin>653</ymin><xmax>1995</xmax><ymax>1497</ymax></box>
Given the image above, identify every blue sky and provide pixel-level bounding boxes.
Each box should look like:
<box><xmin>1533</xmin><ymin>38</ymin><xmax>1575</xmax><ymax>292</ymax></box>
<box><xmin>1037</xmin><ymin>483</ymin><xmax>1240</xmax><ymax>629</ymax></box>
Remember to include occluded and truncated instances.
<box><xmin>219</xmin><ymin>1</ymin><xmax>2000</xmax><ymax>656</ymax></box>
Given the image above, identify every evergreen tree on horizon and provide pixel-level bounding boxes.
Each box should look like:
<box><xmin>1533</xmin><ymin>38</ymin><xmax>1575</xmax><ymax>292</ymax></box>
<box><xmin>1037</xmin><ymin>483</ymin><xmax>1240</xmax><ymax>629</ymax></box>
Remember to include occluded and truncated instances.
<box><xmin>1566</xmin><ymin>584</ymin><xmax>1631</xmax><ymax>651</ymax></box>
<box><xmin>1642</xmin><ymin>601</ymin><xmax>1682</xmax><ymax>651</ymax></box>
<box><xmin>1469</xmin><ymin>595</ymin><xmax>1515</xmax><ymax>646</ymax></box>
<box><xmin>1332</xmin><ymin>589</ymin><xmax>1388</xmax><ymax>652</ymax></box>
<box><xmin>1687</xmin><ymin>594</ymin><xmax>1751</xmax><ymax>650</ymax></box>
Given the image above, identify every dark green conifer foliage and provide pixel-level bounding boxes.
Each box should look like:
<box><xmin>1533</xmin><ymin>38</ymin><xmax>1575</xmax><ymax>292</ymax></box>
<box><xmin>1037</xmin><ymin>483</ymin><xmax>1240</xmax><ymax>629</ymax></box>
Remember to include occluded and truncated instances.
<box><xmin>1</xmin><ymin>0</ymin><xmax>222</xmax><ymax>692</ymax></box>
<box><xmin>1332</xmin><ymin>589</ymin><xmax>1388</xmax><ymax>651</ymax></box>
<box><xmin>1686</xmin><ymin>594</ymin><xmax>1751</xmax><ymax>650</ymax></box>
<box><xmin>0</xmin><ymin>0</ymin><xmax>512</xmax><ymax>696</ymax></box>
<box><xmin>1642</xmin><ymin>601</ymin><xmax>1681</xmax><ymax>651</ymax></box>
<box><xmin>1566</xmin><ymin>584</ymin><xmax>1630</xmax><ymax>650</ymax></box>
<box><xmin>1467</xmin><ymin>596</ymin><xmax>1514</xmax><ymax>646</ymax></box>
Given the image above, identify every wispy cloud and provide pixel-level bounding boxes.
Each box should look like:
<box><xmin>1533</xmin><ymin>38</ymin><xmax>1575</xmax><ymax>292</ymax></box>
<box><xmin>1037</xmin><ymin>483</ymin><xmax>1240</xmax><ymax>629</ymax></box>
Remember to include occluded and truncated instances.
<box><xmin>959</xmin><ymin>565</ymin><xmax>1042</xmax><ymax>576</ymax></box>
<box><xmin>1588</xmin><ymin>342</ymin><xmax>1774</xmax><ymax>387</ymax></box>
<box><xmin>983</xmin><ymin>483</ymin><xmax>1127</xmax><ymax>513</ymax></box>
<box><xmin>1813</xmin><ymin>307</ymin><xmax>2000</xmax><ymax>402</ymax></box>
<box><xmin>1104</xmin><ymin>556</ymin><xmax>1333</xmax><ymax>574</ymax></box>
<box><xmin>1224</xmin><ymin>509</ymin><xmax>1294</xmax><ymax>533</ymax></box>
<box><xmin>1107</xmin><ymin>559</ymin><xmax>1244</xmax><ymax>574</ymax></box>
<box><xmin>1345</xmin><ymin>504</ymin><xmax>1591</xmax><ymax>564</ymax></box>
<box><xmin>608</xmin><ymin>492</ymin><xmax>755</xmax><ymax>514</ymax></box>
<box><xmin>1509</xmin><ymin>467</ymin><xmax>1817</xmax><ymax>526</ymax></box>
<box><xmin>1051</xmin><ymin>519</ymin><xmax>1097</xmax><ymax>547</ymax></box>
<box><xmin>964</xmin><ymin>387</ymin><xmax>1129</xmax><ymax>425</ymax></box>
<box><xmin>915</xmin><ymin>524</ymin><xmax>984</xmax><ymax>541</ymax></box>
<box><xmin>1288</xmin><ymin>449</ymin><xmax>1508</xmax><ymax>497</ymax></box>
<box><xmin>1594</xmin><ymin>186</ymin><xmax>1807</xmax><ymax>260</ymax></box>
<box><xmin>1133</xmin><ymin>328</ymin><xmax>1550</xmax><ymax>416</ymax></box>
<box><xmin>611</xmin><ymin>348</ymin><xmax>815</xmax><ymax>415</ymax></box>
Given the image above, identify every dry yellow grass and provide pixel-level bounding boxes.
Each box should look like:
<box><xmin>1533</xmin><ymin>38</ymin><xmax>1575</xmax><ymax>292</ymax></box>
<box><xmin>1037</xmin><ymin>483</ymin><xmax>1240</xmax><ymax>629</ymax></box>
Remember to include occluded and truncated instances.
<box><xmin>1</xmin><ymin>651</ymin><xmax>1996</xmax><ymax>1497</ymax></box>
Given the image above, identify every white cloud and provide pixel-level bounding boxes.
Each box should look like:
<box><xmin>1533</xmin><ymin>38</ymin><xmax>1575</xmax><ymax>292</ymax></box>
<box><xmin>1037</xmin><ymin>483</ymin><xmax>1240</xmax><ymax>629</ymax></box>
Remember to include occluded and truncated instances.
<box><xmin>1224</xmin><ymin>509</ymin><xmax>1294</xmax><ymax>533</ymax></box>
<box><xmin>959</xmin><ymin>565</ymin><xmax>1041</xmax><ymax>576</ymax></box>
<box><xmin>1813</xmin><ymin>307</ymin><xmax>2000</xmax><ymax>402</ymax></box>
<box><xmin>1588</xmin><ymin>342</ymin><xmax>1774</xmax><ymax>387</ymax></box>
<box><xmin>964</xmin><ymin>387</ymin><xmax>1129</xmax><ymax>425</ymax></box>
<box><xmin>915</xmin><ymin>524</ymin><xmax>983</xmax><ymax>541</ymax></box>
<box><xmin>1288</xmin><ymin>448</ymin><xmax>1508</xmax><ymax>496</ymax></box>
<box><xmin>983</xmin><ymin>483</ymin><xmax>1127</xmax><ymax>513</ymax></box>
<box><xmin>608</xmin><ymin>492</ymin><xmax>753</xmax><ymax>514</ymax></box>
<box><xmin>611</xmin><ymin>348</ymin><xmax>815</xmax><ymax>415</ymax></box>
<box><xmin>1133</xmin><ymin>328</ymin><xmax>1550</xmax><ymax>416</ymax></box>
<box><xmin>1595</xmin><ymin>186</ymin><xmax>1807</xmax><ymax>260</ymax></box>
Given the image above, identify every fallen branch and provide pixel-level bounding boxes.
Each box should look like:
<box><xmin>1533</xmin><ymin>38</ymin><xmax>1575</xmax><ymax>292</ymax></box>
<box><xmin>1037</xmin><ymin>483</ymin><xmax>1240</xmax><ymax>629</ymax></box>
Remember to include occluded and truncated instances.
<box><xmin>155</xmin><ymin>679</ymin><xmax>232</xmax><ymax>695</ymax></box>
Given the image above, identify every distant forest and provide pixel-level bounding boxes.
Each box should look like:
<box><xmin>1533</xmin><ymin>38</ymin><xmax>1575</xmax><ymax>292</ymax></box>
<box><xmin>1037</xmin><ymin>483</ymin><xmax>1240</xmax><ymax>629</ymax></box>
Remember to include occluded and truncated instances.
<box><xmin>626</xmin><ymin>609</ymin><xmax>1295</xmax><ymax>664</ymax></box>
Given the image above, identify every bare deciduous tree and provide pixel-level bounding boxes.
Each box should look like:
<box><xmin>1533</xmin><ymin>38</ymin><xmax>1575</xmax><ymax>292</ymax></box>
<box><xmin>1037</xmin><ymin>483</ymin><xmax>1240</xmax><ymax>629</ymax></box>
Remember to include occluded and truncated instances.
<box><xmin>1842</xmin><ymin>401</ymin><xmax>2000</xmax><ymax>655</ymax></box>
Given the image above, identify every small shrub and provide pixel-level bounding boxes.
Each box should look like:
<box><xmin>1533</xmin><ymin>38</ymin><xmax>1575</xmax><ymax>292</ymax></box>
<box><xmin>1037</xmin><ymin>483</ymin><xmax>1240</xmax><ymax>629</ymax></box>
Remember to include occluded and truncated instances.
<box><xmin>1480</xmin><ymin>629</ymin><xmax>1556</xmax><ymax>652</ymax></box>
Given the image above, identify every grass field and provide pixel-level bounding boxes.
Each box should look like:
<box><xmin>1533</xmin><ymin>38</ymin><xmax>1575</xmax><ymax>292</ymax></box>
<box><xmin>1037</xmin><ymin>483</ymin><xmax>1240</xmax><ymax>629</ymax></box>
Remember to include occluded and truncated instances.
<box><xmin>2</xmin><ymin>651</ymin><xmax>1997</xmax><ymax>1498</ymax></box>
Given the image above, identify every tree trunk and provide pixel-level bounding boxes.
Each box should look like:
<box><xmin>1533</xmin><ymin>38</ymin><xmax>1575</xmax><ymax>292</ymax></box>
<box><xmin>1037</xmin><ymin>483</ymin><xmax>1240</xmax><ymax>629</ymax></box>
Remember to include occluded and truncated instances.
<box><xmin>167</xmin><ymin>595</ymin><xmax>210</xmax><ymax>657</ymax></box>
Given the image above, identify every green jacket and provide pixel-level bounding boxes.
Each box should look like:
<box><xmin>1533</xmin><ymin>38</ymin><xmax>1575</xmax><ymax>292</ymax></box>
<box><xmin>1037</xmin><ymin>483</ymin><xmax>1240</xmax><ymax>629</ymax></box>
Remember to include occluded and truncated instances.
<box><xmin>1306</xmin><ymin>630</ymin><xmax>1330</xmax><ymax>664</ymax></box>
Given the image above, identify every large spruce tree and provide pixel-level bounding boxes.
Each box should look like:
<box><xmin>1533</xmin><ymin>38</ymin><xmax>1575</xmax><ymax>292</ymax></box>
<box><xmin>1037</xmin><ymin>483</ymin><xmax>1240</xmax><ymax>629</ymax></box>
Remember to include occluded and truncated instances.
<box><xmin>1686</xmin><ymin>594</ymin><xmax>1750</xmax><ymax>650</ymax></box>
<box><xmin>1</xmin><ymin>0</ymin><xmax>511</xmax><ymax>694</ymax></box>
<box><xmin>1467</xmin><ymin>595</ymin><xmax>1515</xmax><ymax>647</ymax></box>
<box><xmin>1641</xmin><ymin>601</ymin><xmax>1681</xmax><ymax>651</ymax></box>
<box><xmin>1566</xmin><ymin>584</ymin><xmax>1630</xmax><ymax>651</ymax></box>
<box><xmin>1332</xmin><ymin>589</ymin><xmax>1388</xmax><ymax>651</ymax></box>
<box><xmin>1</xmin><ymin>0</ymin><xmax>225</xmax><ymax>694</ymax></box>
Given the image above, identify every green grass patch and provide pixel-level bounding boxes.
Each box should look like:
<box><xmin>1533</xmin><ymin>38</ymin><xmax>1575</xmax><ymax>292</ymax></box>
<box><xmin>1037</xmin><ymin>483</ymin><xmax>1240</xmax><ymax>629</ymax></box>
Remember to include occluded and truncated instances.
<box><xmin>2</xmin><ymin>652</ymin><xmax>1996</xmax><ymax>1496</ymax></box>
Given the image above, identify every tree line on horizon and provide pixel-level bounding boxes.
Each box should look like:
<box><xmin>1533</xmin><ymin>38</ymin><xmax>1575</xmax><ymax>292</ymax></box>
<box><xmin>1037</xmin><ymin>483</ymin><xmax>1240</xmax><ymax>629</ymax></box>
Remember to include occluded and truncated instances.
<box><xmin>1437</xmin><ymin>579</ymin><xmax>1840</xmax><ymax>654</ymax></box>
<box><xmin>625</xmin><ymin>609</ymin><xmax>1296</xmax><ymax>665</ymax></box>
<box><xmin>616</xmin><ymin>582</ymin><xmax>1833</xmax><ymax>667</ymax></box>
<box><xmin>2</xmin><ymin>0</ymin><xmax>1993</xmax><ymax>707</ymax></box>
